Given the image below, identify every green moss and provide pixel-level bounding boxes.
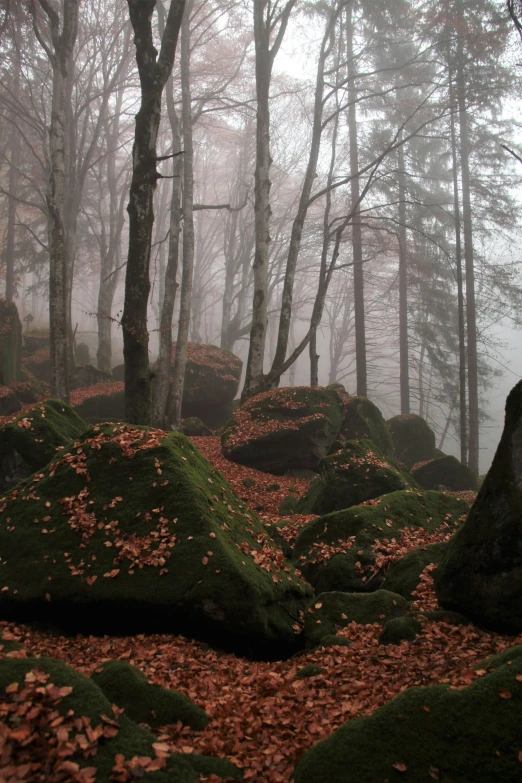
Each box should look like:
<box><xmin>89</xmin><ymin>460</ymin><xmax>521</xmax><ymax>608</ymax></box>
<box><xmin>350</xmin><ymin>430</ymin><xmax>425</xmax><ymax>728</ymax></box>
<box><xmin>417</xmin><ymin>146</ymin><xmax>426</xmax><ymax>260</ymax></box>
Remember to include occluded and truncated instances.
<box><xmin>279</xmin><ymin>495</ymin><xmax>298</xmax><ymax>515</ymax></box>
<box><xmin>381</xmin><ymin>542</ymin><xmax>447</xmax><ymax>599</ymax></box>
<box><xmin>319</xmin><ymin>634</ymin><xmax>352</xmax><ymax>648</ymax></box>
<box><xmin>294</xmin><ymin>655</ymin><xmax>522</xmax><ymax>783</ymax></box>
<box><xmin>222</xmin><ymin>386</ymin><xmax>343</xmax><ymax>474</ymax></box>
<box><xmin>0</xmin><ymin>399</ymin><xmax>86</xmax><ymax>491</ymax></box>
<box><xmin>295</xmin><ymin>664</ymin><xmax>325</xmax><ymax>678</ymax></box>
<box><xmin>91</xmin><ymin>660</ymin><xmax>208</xmax><ymax>729</ymax></box>
<box><xmin>296</xmin><ymin>440</ymin><xmax>416</xmax><ymax>515</ymax></box>
<box><xmin>292</xmin><ymin>490</ymin><xmax>469</xmax><ymax>594</ymax></box>
<box><xmin>379</xmin><ymin>614</ymin><xmax>422</xmax><ymax>645</ymax></box>
<box><xmin>336</xmin><ymin>396</ymin><xmax>394</xmax><ymax>457</ymax></box>
<box><xmin>387</xmin><ymin>413</ymin><xmax>436</xmax><ymax>468</ymax></box>
<box><xmin>0</xmin><ymin>424</ymin><xmax>311</xmax><ymax>657</ymax></box>
<box><xmin>0</xmin><ymin>655</ymin><xmax>240</xmax><ymax>781</ymax></box>
<box><xmin>0</xmin><ymin>633</ymin><xmax>21</xmax><ymax>653</ymax></box>
<box><xmin>412</xmin><ymin>455</ymin><xmax>478</xmax><ymax>491</ymax></box>
<box><xmin>476</xmin><ymin>646</ymin><xmax>522</xmax><ymax>672</ymax></box>
<box><xmin>181</xmin><ymin>417</ymin><xmax>212</xmax><ymax>436</ymax></box>
<box><xmin>74</xmin><ymin>388</ymin><xmax>125</xmax><ymax>423</ymax></box>
<box><xmin>434</xmin><ymin>380</ymin><xmax>522</xmax><ymax>633</ymax></box>
<box><xmin>304</xmin><ymin>590</ymin><xmax>408</xmax><ymax>648</ymax></box>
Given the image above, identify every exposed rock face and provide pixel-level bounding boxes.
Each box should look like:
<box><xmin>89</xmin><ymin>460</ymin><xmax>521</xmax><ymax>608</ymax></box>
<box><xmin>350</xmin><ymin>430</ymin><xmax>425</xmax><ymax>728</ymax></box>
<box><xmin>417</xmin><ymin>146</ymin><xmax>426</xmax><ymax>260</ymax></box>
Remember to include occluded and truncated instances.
<box><xmin>0</xmin><ymin>299</ymin><xmax>22</xmax><ymax>386</ymax></box>
<box><xmin>0</xmin><ymin>400</ymin><xmax>86</xmax><ymax>492</ymax></box>
<box><xmin>0</xmin><ymin>424</ymin><xmax>311</xmax><ymax>658</ymax></box>
<box><xmin>293</xmin><ymin>648</ymin><xmax>522</xmax><ymax>783</ymax></box>
<box><xmin>434</xmin><ymin>380</ymin><xmax>522</xmax><ymax>633</ymax></box>
<box><xmin>222</xmin><ymin>386</ymin><xmax>343</xmax><ymax>474</ymax></box>
<box><xmin>387</xmin><ymin>413</ymin><xmax>436</xmax><ymax>468</ymax></box>
<box><xmin>295</xmin><ymin>440</ymin><xmax>415</xmax><ymax>515</ymax></box>
<box><xmin>412</xmin><ymin>454</ymin><xmax>477</xmax><ymax>491</ymax></box>
<box><xmin>292</xmin><ymin>490</ymin><xmax>470</xmax><ymax>594</ymax></box>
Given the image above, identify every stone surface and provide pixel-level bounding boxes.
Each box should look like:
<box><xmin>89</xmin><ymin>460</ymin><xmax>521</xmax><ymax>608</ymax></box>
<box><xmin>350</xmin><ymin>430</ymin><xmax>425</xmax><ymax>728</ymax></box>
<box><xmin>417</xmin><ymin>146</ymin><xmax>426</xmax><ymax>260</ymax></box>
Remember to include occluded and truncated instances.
<box><xmin>412</xmin><ymin>454</ymin><xmax>478</xmax><ymax>491</ymax></box>
<box><xmin>387</xmin><ymin>413</ymin><xmax>436</xmax><ymax>468</ymax></box>
<box><xmin>434</xmin><ymin>380</ymin><xmax>522</xmax><ymax>633</ymax></box>
<box><xmin>222</xmin><ymin>386</ymin><xmax>343</xmax><ymax>474</ymax></box>
<box><xmin>0</xmin><ymin>299</ymin><xmax>22</xmax><ymax>386</ymax></box>
<box><xmin>336</xmin><ymin>394</ymin><xmax>394</xmax><ymax>457</ymax></box>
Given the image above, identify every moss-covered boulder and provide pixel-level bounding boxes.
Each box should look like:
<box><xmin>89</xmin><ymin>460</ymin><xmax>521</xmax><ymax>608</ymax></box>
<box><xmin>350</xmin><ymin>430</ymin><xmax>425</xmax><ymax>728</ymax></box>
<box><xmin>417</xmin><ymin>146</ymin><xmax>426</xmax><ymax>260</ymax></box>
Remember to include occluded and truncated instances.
<box><xmin>0</xmin><ymin>299</ymin><xmax>22</xmax><ymax>386</ymax></box>
<box><xmin>181</xmin><ymin>417</ymin><xmax>212</xmax><ymax>437</ymax></box>
<box><xmin>336</xmin><ymin>395</ymin><xmax>394</xmax><ymax>457</ymax></box>
<box><xmin>294</xmin><ymin>654</ymin><xmax>522</xmax><ymax>783</ymax></box>
<box><xmin>222</xmin><ymin>386</ymin><xmax>343</xmax><ymax>474</ymax></box>
<box><xmin>434</xmin><ymin>380</ymin><xmax>522</xmax><ymax>633</ymax></box>
<box><xmin>292</xmin><ymin>490</ymin><xmax>469</xmax><ymax>594</ymax></box>
<box><xmin>72</xmin><ymin>381</ymin><xmax>125</xmax><ymax>423</ymax></box>
<box><xmin>387</xmin><ymin>413</ymin><xmax>436</xmax><ymax>468</ymax></box>
<box><xmin>304</xmin><ymin>590</ymin><xmax>408</xmax><ymax>648</ymax></box>
<box><xmin>0</xmin><ymin>424</ymin><xmax>312</xmax><ymax>658</ymax></box>
<box><xmin>22</xmin><ymin>346</ymin><xmax>51</xmax><ymax>383</ymax></box>
<box><xmin>23</xmin><ymin>329</ymin><xmax>49</xmax><ymax>355</ymax></box>
<box><xmin>295</xmin><ymin>440</ymin><xmax>415</xmax><ymax>515</ymax></box>
<box><xmin>412</xmin><ymin>454</ymin><xmax>478</xmax><ymax>491</ymax></box>
<box><xmin>0</xmin><ymin>385</ymin><xmax>21</xmax><ymax>417</ymax></box>
<box><xmin>0</xmin><ymin>399</ymin><xmax>86</xmax><ymax>492</ymax></box>
<box><xmin>71</xmin><ymin>364</ymin><xmax>113</xmax><ymax>390</ymax></box>
<box><xmin>381</xmin><ymin>542</ymin><xmax>447</xmax><ymax>599</ymax></box>
<box><xmin>379</xmin><ymin>614</ymin><xmax>422</xmax><ymax>645</ymax></box>
<box><xmin>91</xmin><ymin>660</ymin><xmax>208</xmax><ymax>729</ymax></box>
<box><xmin>0</xmin><ymin>655</ymin><xmax>240</xmax><ymax>782</ymax></box>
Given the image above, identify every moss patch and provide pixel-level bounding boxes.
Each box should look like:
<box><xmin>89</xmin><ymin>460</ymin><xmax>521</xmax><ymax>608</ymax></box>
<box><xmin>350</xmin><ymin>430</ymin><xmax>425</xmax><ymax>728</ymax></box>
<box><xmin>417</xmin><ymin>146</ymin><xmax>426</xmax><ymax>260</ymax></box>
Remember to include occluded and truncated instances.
<box><xmin>292</xmin><ymin>490</ymin><xmax>469</xmax><ymax>594</ymax></box>
<box><xmin>0</xmin><ymin>424</ymin><xmax>311</xmax><ymax>658</ymax></box>
<box><xmin>412</xmin><ymin>454</ymin><xmax>478</xmax><ymax>491</ymax></box>
<box><xmin>387</xmin><ymin>413</ymin><xmax>436</xmax><ymax>469</ymax></box>
<box><xmin>335</xmin><ymin>394</ymin><xmax>394</xmax><ymax>457</ymax></box>
<box><xmin>304</xmin><ymin>590</ymin><xmax>408</xmax><ymax>648</ymax></box>
<box><xmin>91</xmin><ymin>660</ymin><xmax>208</xmax><ymax>729</ymax></box>
<box><xmin>295</xmin><ymin>440</ymin><xmax>416</xmax><ymax>515</ymax></box>
<box><xmin>294</xmin><ymin>655</ymin><xmax>522</xmax><ymax>783</ymax></box>
<box><xmin>381</xmin><ymin>542</ymin><xmax>447</xmax><ymax>599</ymax></box>
<box><xmin>72</xmin><ymin>382</ymin><xmax>125</xmax><ymax>423</ymax></box>
<box><xmin>379</xmin><ymin>614</ymin><xmax>422</xmax><ymax>645</ymax></box>
<box><xmin>222</xmin><ymin>386</ymin><xmax>343</xmax><ymax>474</ymax></box>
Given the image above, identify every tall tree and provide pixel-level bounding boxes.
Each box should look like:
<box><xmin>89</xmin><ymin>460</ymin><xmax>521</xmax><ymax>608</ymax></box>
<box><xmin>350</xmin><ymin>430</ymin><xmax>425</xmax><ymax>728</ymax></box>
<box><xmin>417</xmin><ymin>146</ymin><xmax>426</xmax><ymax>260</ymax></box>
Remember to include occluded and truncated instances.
<box><xmin>122</xmin><ymin>0</ymin><xmax>184</xmax><ymax>425</ymax></box>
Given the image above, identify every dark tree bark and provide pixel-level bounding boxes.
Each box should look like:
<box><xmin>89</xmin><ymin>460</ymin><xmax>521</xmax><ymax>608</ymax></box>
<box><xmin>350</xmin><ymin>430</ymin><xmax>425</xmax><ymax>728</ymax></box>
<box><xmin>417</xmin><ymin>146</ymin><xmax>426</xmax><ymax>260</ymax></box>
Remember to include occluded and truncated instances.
<box><xmin>397</xmin><ymin>130</ymin><xmax>410</xmax><ymax>414</ymax></box>
<box><xmin>122</xmin><ymin>0</ymin><xmax>184</xmax><ymax>425</ymax></box>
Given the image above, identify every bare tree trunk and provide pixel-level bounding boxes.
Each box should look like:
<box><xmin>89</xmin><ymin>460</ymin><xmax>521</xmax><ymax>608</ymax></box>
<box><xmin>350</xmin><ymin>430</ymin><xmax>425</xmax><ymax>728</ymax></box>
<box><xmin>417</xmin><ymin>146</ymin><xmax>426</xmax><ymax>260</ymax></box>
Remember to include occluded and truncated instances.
<box><xmin>397</xmin><ymin>130</ymin><xmax>410</xmax><ymax>414</ymax></box>
<box><xmin>449</xmin><ymin>71</ymin><xmax>468</xmax><ymax>466</ymax></box>
<box><xmin>167</xmin><ymin>3</ymin><xmax>194</xmax><ymax>430</ymax></box>
<box><xmin>5</xmin><ymin>37</ymin><xmax>20</xmax><ymax>302</ymax></box>
<box><xmin>456</xmin><ymin>5</ymin><xmax>479</xmax><ymax>476</ymax></box>
<box><xmin>242</xmin><ymin>0</ymin><xmax>296</xmax><ymax>400</ymax></box>
<box><xmin>345</xmin><ymin>2</ymin><xmax>366</xmax><ymax>398</ymax></box>
<box><xmin>122</xmin><ymin>0</ymin><xmax>184</xmax><ymax>425</ymax></box>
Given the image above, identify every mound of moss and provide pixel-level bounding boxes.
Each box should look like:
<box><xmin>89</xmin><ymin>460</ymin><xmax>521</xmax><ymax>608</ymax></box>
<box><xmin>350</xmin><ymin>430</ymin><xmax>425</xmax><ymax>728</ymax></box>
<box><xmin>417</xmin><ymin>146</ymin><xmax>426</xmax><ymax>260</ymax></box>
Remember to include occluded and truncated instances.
<box><xmin>0</xmin><ymin>399</ymin><xmax>86</xmax><ymax>492</ymax></box>
<box><xmin>72</xmin><ymin>382</ymin><xmax>125</xmax><ymax>423</ymax></box>
<box><xmin>292</xmin><ymin>490</ymin><xmax>469</xmax><ymax>594</ymax></box>
<box><xmin>11</xmin><ymin>364</ymin><xmax>49</xmax><ymax>403</ymax></box>
<box><xmin>71</xmin><ymin>364</ymin><xmax>113</xmax><ymax>390</ymax></box>
<box><xmin>294</xmin><ymin>655</ymin><xmax>522</xmax><ymax>783</ymax></box>
<box><xmin>379</xmin><ymin>614</ymin><xmax>422</xmax><ymax>645</ymax></box>
<box><xmin>304</xmin><ymin>590</ymin><xmax>408</xmax><ymax>648</ymax></box>
<box><xmin>0</xmin><ymin>299</ymin><xmax>22</xmax><ymax>386</ymax></box>
<box><xmin>91</xmin><ymin>660</ymin><xmax>208</xmax><ymax>729</ymax></box>
<box><xmin>0</xmin><ymin>655</ymin><xmax>240</xmax><ymax>782</ymax></box>
<box><xmin>295</xmin><ymin>440</ymin><xmax>415</xmax><ymax>515</ymax></box>
<box><xmin>336</xmin><ymin>395</ymin><xmax>394</xmax><ymax>457</ymax></box>
<box><xmin>381</xmin><ymin>542</ymin><xmax>447</xmax><ymax>599</ymax></box>
<box><xmin>435</xmin><ymin>380</ymin><xmax>522</xmax><ymax>633</ymax></box>
<box><xmin>412</xmin><ymin>454</ymin><xmax>478</xmax><ymax>491</ymax></box>
<box><xmin>387</xmin><ymin>413</ymin><xmax>436</xmax><ymax>469</ymax></box>
<box><xmin>222</xmin><ymin>386</ymin><xmax>343</xmax><ymax>474</ymax></box>
<box><xmin>181</xmin><ymin>417</ymin><xmax>212</xmax><ymax>437</ymax></box>
<box><xmin>0</xmin><ymin>424</ymin><xmax>311</xmax><ymax>658</ymax></box>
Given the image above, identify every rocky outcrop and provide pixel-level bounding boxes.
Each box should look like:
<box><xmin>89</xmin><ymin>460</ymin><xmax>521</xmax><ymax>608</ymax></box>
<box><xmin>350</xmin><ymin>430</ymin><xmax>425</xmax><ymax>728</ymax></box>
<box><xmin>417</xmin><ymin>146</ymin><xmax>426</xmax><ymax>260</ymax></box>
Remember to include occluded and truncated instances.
<box><xmin>387</xmin><ymin>413</ymin><xmax>436</xmax><ymax>468</ymax></box>
<box><xmin>412</xmin><ymin>454</ymin><xmax>477</xmax><ymax>491</ymax></box>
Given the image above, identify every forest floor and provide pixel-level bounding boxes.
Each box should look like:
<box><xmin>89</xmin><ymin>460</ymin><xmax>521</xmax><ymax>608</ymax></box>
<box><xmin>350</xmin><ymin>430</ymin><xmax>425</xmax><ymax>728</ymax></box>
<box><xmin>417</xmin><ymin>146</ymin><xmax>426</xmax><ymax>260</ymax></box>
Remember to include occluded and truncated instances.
<box><xmin>1</xmin><ymin>436</ymin><xmax>519</xmax><ymax>783</ymax></box>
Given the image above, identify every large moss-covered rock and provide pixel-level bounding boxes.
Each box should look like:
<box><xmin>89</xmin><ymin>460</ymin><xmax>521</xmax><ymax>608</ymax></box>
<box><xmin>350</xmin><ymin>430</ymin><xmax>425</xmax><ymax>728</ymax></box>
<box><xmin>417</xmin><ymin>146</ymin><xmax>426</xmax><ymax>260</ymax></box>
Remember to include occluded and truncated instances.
<box><xmin>295</xmin><ymin>440</ymin><xmax>415</xmax><ymax>515</ymax></box>
<box><xmin>434</xmin><ymin>380</ymin><xmax>522</xmax><ymax>633</ymax></box>
<box><xmin>412</xmin><ymin>454</ymin><xmax>478</xmax><ymax>491</ymax></box>
<box><xmin>0</xmin><ymin>386</ymin><xmax>21</xmax><ymax>417</ymax></box>
<box><xmin>71</xmin><ymin>364</ymin><xmax>113</xmax><ymax>390</ymax></box>
<box><xmin>222</xmin><ymin>386</ymin><xmax>343</xmax><ymax>474</ymax></box>
<box><xmin>181</xmin><ymin>417</ymin><xmax>212</xmax><ymax>436</ymax></box>
<box><xmin>292</xmin><ymin>490</ymin><xmax>469</xmax><ymax>594</ymax></box>
<box><xmin>293</xmin><ymin>654</ymin><xmax>522</xmax><ymax>783</ymax></box>
<box><xmin>0</xmin><ymin>299</ymin><xmax>22</xmax><ymax>386</ymax></box>
<box><xmin>91</xmin><ymin>660</ymin><xmax>208</xmax><ymax>730</ymax></box>
<box><xmin>0</xmin><ymin>399</ymin><xmax>86</xmax><ymax>492</ymax></box>
<box><xmin>381</xmin><ymin>542</ymin><xmax>447</xmax><ymax>599</ymax></box>
<box><xmin>22</xmin><ymin>346</ymin><xmax>51</xmax><ymax>383</ymax></box>
<box><xmin>0</xmin><ymin>655</ymin><xmax>240</xmax><ymax>782</ymax></box>
<box><xmin>23</xmin><ymin>329</ymin><xmax>49</xmax><ymax>355</ymax></box>
<box><xmin>387</xmin><ymin>413</ymin><xmax>436</xmax><ymax>468</ymax></box>
<box><xmin>0</xmin><ymin>424</ymin><xmax>312</xmax><ymax>658</ymax></box>
<box><xmin>72</xmin><ymin>381</ymin><xmax>125</xmax><ymax>423</ymax></box>
<box><xmin>336</xmin><ymin>395</ymin><xmax>394</xmax><ymax>457</ymax></box>
<box><xmin>304</xmin><ymin>590</ymin><xmax>408</xmax><ymax>648</ymax></box>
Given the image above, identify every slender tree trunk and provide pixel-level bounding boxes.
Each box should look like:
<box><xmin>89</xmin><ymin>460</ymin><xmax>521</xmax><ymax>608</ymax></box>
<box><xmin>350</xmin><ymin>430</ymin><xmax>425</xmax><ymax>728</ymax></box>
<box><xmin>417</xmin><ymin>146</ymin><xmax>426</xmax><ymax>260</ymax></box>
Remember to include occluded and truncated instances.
<box><xmin>456</xmin><ymin>12</ymin><xmax>479</xmax><ymax>476</ymax></box>
<box><xmin>449</xmin><ymin>72</ymin><xmax>468</xmax><ymax>467</ymax></box>
<box><xmin>5</xmin><ymin>51</ymin><xmax>20</xmax><ymax>302</ymax></box>
<box><xmin>346</xmin><ymin>3</ymin><xmax>366</xmax><ymax>397</ymax></box>
<box><xmin>122</xmin><ymin>0</ymin><xmax>184</xmax><ymax>425</ymax></box>
<box><xmin>167</xmin><ymin>3</ymin><xmax>194</xmax><ymax>430</ymax></box>
<box><xmin>397</xmin><ymin>131</ymin><xmax>410</xmax><ymax>414</ymax></box>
